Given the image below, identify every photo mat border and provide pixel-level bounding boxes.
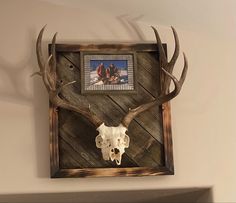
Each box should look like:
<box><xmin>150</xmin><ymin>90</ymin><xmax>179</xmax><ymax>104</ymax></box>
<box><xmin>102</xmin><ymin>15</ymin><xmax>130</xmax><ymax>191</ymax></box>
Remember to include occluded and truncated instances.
<box><xmin>81</xmin><ymin>51</ymin><xmax>138</xmax><ymax>94</ymax></box>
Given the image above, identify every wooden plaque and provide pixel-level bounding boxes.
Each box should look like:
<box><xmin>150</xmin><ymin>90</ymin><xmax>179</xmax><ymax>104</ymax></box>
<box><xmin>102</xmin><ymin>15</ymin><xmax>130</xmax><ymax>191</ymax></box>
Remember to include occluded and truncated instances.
<box><xmin>49</xmin><ymin>43</ymin><xmax>174</xmax><ymax>178</ymax></box>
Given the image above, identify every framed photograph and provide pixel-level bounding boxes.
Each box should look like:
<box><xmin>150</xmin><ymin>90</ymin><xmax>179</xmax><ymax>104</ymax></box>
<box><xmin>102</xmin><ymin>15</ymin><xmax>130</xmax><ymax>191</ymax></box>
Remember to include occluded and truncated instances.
<box><xmin>81</xmin><ymin>52</ymin><xmax>137</xmax><ymax>94</ymax></box>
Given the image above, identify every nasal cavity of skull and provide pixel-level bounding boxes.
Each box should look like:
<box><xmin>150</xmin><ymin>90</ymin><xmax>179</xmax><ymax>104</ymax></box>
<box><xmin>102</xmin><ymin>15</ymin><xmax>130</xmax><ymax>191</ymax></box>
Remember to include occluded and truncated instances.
<box><xmin>111</xmin><ymin>148</ymin><xmax>120</xmax><ymax>154</ymax></box>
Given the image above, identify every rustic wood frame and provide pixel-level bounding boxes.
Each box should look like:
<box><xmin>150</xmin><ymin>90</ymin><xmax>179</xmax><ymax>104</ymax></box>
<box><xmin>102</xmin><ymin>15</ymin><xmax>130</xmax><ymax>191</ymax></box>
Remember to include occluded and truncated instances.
<box><xmin>49</xmin><ymin>43</ymin><xmax>174</xmax><ymax>178</ymax></box>
<box><xmin>80</xmin><ymin>51</ymin><xmax>138</xmax><ymax>94</ymax></box>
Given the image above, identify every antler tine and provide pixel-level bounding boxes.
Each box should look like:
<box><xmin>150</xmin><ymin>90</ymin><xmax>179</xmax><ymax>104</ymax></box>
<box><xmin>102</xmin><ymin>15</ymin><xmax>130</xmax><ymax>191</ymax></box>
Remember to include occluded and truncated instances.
<box><xmin>56</xmin><ymin>80</ymin><xmax>76</xmax><ymax>95</ymax></box>
<box><xmin>35</xmin><ymin>26</ymin><xmax>103</xmax><ymax>128</ymax></box>
<box><xmin>169</xmin><ymin>27</ymin><xmax>180</xmax><ymax>68</ymax></box>
<box><xmin>160</xmin><ymin>68</ymin><xmax>181</xmax><ymax>99</ymax></box>
<box><xmin>151</xmin><ymin>26</ymin><xmax>181</xmax><ymax>94</ymax></box>
<box><xmin>163</xmin><ymin>27</ymin><xmax>180</xmax><ymax>94</ymax></box>
<box><xmin>121</xmin><ymin>66</ymin><xmax>185</xmax><ymax>128</ymax></box>
<box><xmin>121</xmin><ymin>27</ymin><xmax>188</xmax><ymax>129</ymax></box>
<box><xmin>180</xmin><ymin>52</ymin><xmax>188</xmax><ymax>86</ymax></box>
<box><xmin>36</xmin><ymin>25</ymin><xmax>46</xmax><ymax>73</ymax></box>
<box><xmin>44</xmin><ymin>54</ymin><xmax>53</xmax><ymax>90</ymax></box>
<box><xmin>50</xmin><ymin>32</ymin><xmax>57</xmax><ymax>74</ymax></box>
<box><xmin>36</xmin><ymin>25</ymin><xmax>51</xmax><ymax>92</ymax></box>
<box><xmin>151</xmin><ymin>26</ymin><xmax>167</xmax><ymax>67</ymax></box>
<box><xmin>45</xmin><ymin>54</ymin><xmax>56</xmax><ymax>91</ymax></box>
<box><xmin>46</xmin><ymin>32</ymin><xmax>58</xmax><ymax>90</ymax></box>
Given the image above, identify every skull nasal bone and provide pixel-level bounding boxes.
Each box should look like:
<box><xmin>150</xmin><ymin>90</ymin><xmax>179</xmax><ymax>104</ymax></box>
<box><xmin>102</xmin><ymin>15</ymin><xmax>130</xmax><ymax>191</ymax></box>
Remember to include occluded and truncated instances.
<box><xmin>114</xmin><ymin>148</ymin><xmax>119</xmax><ymax>154</ymax></box>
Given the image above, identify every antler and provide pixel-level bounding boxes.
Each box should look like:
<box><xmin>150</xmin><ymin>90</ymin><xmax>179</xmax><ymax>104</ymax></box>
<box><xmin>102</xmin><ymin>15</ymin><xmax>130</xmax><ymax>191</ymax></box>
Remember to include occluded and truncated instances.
<box><xmin>121</xmin><ymin>26</ymin><xmax>188</xmax><ymax>128</ymax></box>
<box><xmin>35</xmin><ymin>26</ymin><xmax>103</xmax><ymax>128</ymax></box>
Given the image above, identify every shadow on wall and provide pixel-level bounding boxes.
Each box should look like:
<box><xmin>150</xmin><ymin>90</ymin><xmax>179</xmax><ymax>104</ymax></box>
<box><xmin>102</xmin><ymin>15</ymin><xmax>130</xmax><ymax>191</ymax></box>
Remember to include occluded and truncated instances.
<box><xmin>0</xmin><ymin>53</ymin><xmax>33</xmax><ymax>105</ymax></box>
<box><xmin>116</xmin><ymin>14</ymin><xmax>146</xmax><ymax>41</ymax></box>
<box><xmin>0</xmin><ymin>27</ymin><xmax>51</xmax><ymax>178</ymax></box>
<box><xmin>32</xmin><ymin>29</ymin><xmax>53</xmax><ymax>178</ymax></box>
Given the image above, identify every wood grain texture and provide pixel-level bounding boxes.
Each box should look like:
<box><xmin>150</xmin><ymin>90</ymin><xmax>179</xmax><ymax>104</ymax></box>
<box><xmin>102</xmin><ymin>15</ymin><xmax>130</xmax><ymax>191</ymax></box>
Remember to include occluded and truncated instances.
<box><xmin>49</xmin><ymin>43</ymin><xmax>173</xmax><ymax>178</ymax></box>
<box><xmin>53</xmin><ymin>43</ymin><xmax>160</xmax><ymax>52</ymax></box>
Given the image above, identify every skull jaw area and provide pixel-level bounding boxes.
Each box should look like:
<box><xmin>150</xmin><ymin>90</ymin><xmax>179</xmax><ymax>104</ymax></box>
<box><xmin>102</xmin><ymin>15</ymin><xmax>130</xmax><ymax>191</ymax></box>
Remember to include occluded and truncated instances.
<box><xmin>95</xmin><ymin>123</ymin><xmax>130</xmax><ymax>165</ymax></box>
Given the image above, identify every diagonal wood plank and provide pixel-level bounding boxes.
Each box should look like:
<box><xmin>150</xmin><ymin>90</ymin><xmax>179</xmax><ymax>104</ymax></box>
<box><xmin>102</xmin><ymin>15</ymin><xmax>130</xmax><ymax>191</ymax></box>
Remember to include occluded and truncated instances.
<box><xmin>59</xmin><ymin>108</ymin><xmax>138</xmax><ymax>168</ymax></box>
<box><xmin>59</xmin><ymin>137</ymin><xmax>88</xmax><ymax>169</ymax></box>
<box><xmin>61</xmin><ymin>52</ymin><xmax>163</xmax><ymax>142</ymax></box>
<box><xmin>56</xmin><ymin>52</ymin><xmax>164</xmax><ymax>168</ymax></box>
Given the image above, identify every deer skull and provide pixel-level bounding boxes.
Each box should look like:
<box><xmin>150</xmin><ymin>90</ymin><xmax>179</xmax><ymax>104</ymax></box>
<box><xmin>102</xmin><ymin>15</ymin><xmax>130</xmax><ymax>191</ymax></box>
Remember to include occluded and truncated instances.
<box><xmin>95</xmin><ymin>123</ymin><xmax>130</xmax><ymax>165</ymax></box>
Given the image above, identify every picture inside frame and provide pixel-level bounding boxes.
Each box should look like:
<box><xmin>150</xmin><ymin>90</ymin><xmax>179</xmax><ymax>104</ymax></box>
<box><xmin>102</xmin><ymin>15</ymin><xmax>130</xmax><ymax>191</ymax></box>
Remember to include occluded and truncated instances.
<box><xmin>81</xmin><ymin>52</ymin><xmax>137</xmax><ymax>94</ymax></box>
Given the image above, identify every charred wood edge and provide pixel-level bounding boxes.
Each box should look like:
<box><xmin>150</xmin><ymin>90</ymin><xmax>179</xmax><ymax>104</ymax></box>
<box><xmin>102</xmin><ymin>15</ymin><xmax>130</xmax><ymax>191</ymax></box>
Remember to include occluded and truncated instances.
<box><xmin>160</xmin><ymin>45</ymin><xmax>174</xmax><ymax>174</ymax></box>
<box><xmin>49</xmin><ymin>102</ymin><xmax>60</xmax><ymax>176</ymax></box>
<box><xmin>48</xmin><ymin>43</ymin><xmax>166</xmax><ymax>53</ymax></box>
<box><xmin>162</xmin><ymin>102</ymin><xmax>174</xmax><ymax>174</ymax></box>
<box><xmin>52</xmin><ymin>167</ymin><xmax>173</xmax><ymax>178</ymax></box>
<box><xmin>49</xmin><ymin>43</ymin><xmax>174</xmax><ymax>178</ymax></box>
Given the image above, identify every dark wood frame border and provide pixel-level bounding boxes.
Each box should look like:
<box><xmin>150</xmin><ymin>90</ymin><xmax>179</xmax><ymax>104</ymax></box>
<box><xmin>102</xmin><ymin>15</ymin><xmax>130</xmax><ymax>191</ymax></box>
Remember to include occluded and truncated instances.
<box><xmin>49</xmin><ymin>43</ymin><xmax>174</xmax><ymax>178</ymax></box>
<box><xmin>80</xmin><ymin>51</ymin><xmax>138</xmax><ymax>95</ymax></box>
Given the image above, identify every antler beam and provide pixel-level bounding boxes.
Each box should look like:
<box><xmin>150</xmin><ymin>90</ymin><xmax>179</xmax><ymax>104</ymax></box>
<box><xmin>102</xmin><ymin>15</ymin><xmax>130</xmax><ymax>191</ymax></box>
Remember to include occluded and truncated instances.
<box><xmin>35</xmin><ymin>26</ymin><xmax>103</xmax><ymax>128</ymax></box>
<box><xmin>121</xmin><ymin>26</ymin><xmax>188</xmax><ymax>128</ymax></box>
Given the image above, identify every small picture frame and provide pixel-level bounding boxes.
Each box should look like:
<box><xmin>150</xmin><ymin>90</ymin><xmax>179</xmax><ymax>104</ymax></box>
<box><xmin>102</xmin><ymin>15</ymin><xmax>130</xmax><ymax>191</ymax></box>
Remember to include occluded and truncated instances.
<box><xmin>81</xmin><ymin>51</ymin><xmax>137</xmax><ymax>94</ymax></box>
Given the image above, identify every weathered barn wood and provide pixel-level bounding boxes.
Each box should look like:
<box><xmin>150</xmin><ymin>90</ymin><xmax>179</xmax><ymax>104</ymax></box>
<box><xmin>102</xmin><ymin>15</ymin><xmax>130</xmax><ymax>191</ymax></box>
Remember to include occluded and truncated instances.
<box><xmin>49</xmin><ymin>43</ymin><xmax>174</xmax><ymax>178</ymax></box>
<box><xmin>59</xmin><ymin>108</ymin><xmax>138</xmax><ymax>168</ymax></box>
<box><xmin>60</xmin><ymin>52</ymin><xmax>163</xmax><ymax>141</ymax></box>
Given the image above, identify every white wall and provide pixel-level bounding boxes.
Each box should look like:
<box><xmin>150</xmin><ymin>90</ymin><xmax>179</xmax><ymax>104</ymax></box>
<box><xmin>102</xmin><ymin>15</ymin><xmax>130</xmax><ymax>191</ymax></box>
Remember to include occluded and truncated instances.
<box><xmin>0</xmin><ymin>0</ymin><xmax>235</xmax><ymax>202</ymax></box>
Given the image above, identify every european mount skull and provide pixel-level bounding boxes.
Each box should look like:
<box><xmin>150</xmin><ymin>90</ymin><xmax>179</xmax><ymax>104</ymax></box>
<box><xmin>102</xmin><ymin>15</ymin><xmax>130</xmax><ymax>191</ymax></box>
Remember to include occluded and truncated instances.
<box><xmin>96</xmin><ymin>124</ymin><xmax>129</xmax><ymax>165</ymax></box>
<box><xmin>34</xmin><ymin>25</ymin><xmax>188</xmax><ymax>165</ymax></box>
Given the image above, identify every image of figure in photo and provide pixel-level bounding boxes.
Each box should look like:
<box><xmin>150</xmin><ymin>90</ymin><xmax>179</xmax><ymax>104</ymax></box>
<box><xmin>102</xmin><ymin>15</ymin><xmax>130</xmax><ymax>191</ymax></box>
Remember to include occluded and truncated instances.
<box><xmin>96</xmin><ymin>62</ymin><xmax>106</xmax><ymax>81</ymax></box>
<box><xmin>90</xmin><ymin>60</ymin><xmax>128</xmax><ymax>85</ymax></box>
